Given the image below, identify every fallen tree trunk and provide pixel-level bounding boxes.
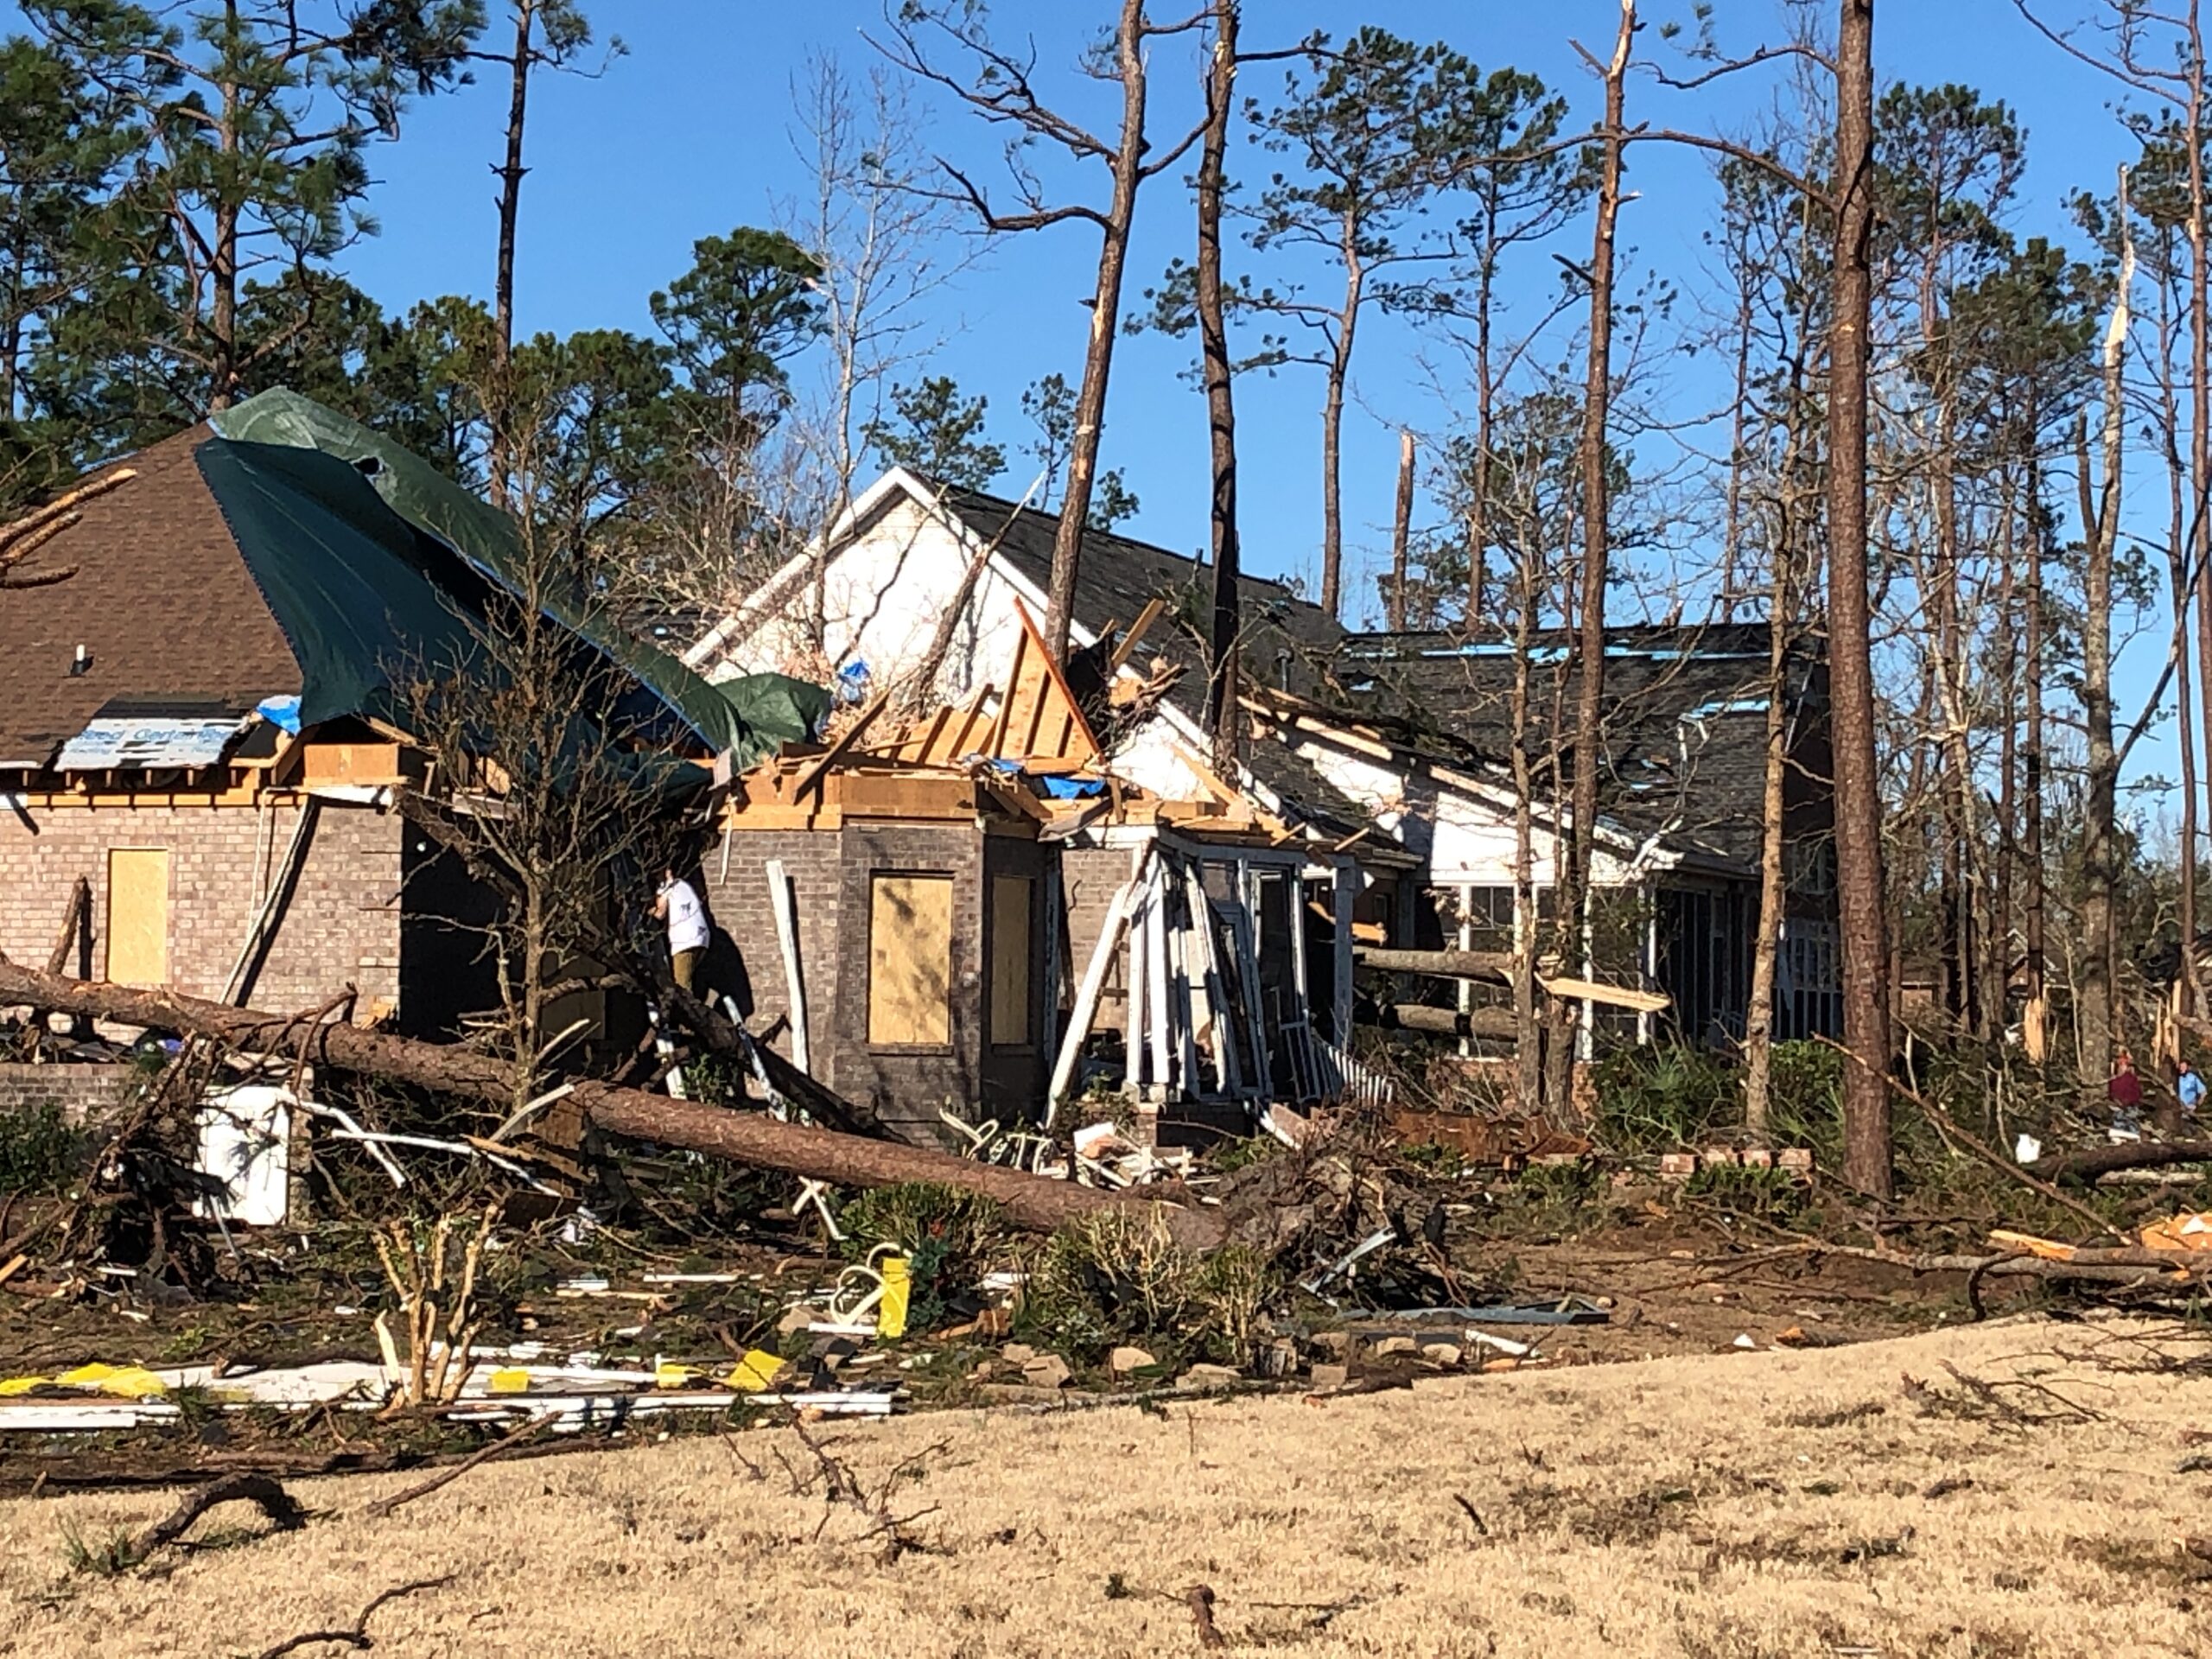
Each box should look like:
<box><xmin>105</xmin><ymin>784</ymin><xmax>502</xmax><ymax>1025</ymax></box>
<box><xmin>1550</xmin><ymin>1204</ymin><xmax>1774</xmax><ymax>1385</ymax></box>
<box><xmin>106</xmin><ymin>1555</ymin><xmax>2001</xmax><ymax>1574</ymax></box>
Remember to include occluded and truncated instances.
<box><xmin>2024</xmin><ymin>1139</ymin><xmax>2212</xmax><ymax>1186</ymax></box>
<box><xmin>1364</xmin><ymin>1002</ymin><xmax>1518</xmax><ymax>1041</ymax></box>
<box><xmin>1353</xmin><ymin>946</ymin><xmax>1515</xmax><ymax>984</ymax></box>
<box><xmin>0</xmin><ymin>960</ymin><xmax>1224</xmax><ymax>1249</ymax></box>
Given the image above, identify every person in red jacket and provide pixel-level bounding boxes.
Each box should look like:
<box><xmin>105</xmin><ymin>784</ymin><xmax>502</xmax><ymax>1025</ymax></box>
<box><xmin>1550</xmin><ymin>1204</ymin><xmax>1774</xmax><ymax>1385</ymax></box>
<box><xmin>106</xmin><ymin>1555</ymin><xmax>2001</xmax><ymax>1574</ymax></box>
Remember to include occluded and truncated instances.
<box><xmin>2108</xmin><ymin>1050</ymin><xmax>2145</xmax><ymax>1141</ymax></box>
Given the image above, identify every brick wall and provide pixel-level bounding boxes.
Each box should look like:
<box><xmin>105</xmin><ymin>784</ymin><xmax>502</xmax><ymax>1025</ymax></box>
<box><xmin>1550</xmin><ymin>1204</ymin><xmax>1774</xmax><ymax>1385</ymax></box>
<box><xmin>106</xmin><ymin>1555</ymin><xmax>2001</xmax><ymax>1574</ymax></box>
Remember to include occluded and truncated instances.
<box><xmin>0</xmin><ymin>1061</ymin><xmax>135</xmax><ymax>1126</ymax></box>
<box><xmin>1062</xmin><ymin>842</ymin><xmax>1136</xmax><ymax>1029</ymax></box>
<box><xmin>706</xmin><ymin>829</ymin><xmax>846</xmax><ymax>1071</ymax></box>
<box><xmin>831</xmin><ymin>821</ymin><xmax>985</xmax><ymax>1140</ymax></box>
<box><xmin>711</xmin><ymin>820</ymin><xmax>998</xmax><ymax>1141</ymax></box>
<box><xmin>0</xmin><ymin>793</ymin><xmax>404</xmax><ymax>1020</ymax></box>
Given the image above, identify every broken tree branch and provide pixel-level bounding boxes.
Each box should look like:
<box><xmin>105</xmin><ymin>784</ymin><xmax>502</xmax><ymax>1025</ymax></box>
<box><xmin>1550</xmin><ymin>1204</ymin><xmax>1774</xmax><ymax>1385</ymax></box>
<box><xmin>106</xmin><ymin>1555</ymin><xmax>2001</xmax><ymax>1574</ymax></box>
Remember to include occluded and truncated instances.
<box><xmin>2025</xmin><ymin>1139</ymin><xmax>2212</xmax><ymax>1185</ymax></box>
<box><xmin>0</xmin><ymin>957</ymin><xmax>1225</xmax><ymax>1249</ymax></box>
<box><xmin>128</xmin><ymin>1472</ymin><xmax>305</xmax><ymax>1567</ymax></box>
<box><xmin>251</xmin><ymin>1575</ymin><xmax>455</xmax><ymax>1659</ymax></box>
<box><xmin>359</xmin><ymin>1420</ymin><xmax>548</xmax><ymax>1519</ymax></box>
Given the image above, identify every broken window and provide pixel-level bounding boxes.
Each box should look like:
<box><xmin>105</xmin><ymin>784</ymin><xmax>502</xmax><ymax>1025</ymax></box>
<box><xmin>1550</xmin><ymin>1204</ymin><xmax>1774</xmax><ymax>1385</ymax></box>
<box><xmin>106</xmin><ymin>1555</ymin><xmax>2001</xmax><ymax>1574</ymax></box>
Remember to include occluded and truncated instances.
<box><xmin>868</xmin><ymin>873</ymin><xmax>952</xmax><ymax>1046</ymax></box>
<box><xmin>988</xmin><ymin>874</ymin><xmax>1033</xmax><ymax>1047</ymax></box>
<box><xmin>106</xmin><ymin>848</ymin><xmax>169</xmax><ymax>987</ymax></box>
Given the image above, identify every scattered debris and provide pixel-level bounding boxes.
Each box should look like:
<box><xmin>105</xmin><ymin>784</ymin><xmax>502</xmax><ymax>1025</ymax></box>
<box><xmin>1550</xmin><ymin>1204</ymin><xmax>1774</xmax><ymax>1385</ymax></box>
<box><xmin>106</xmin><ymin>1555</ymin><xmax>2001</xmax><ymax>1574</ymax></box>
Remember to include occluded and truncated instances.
<box><xmin>251</xmin><ymin>1575</ymin><xmax>455</xmax><ymax>1659</ymax></box>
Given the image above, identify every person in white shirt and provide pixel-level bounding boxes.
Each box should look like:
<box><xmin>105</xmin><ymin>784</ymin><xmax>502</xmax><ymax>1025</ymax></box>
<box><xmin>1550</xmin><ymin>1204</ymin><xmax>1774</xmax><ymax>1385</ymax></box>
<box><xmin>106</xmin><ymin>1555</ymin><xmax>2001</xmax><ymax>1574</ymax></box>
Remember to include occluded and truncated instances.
<box><xmin>653</xmin><ymin>866</ymin><xmax>709</xmax><ymax>993</ymax></box>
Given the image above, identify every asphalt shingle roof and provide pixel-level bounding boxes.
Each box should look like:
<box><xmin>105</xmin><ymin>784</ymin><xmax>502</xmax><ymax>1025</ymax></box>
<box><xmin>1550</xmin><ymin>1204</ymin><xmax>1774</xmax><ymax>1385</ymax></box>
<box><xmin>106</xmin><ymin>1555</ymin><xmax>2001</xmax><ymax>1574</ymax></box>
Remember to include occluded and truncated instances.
<box><xmin>0</xmin><ymin>427</ymin><xmax>302</xmax><ymax>765</ymax></box>
<box><xmin>1332</xmin><ymin>623</ymin><xmax>1825</xmax><ymax>864</ymax></box>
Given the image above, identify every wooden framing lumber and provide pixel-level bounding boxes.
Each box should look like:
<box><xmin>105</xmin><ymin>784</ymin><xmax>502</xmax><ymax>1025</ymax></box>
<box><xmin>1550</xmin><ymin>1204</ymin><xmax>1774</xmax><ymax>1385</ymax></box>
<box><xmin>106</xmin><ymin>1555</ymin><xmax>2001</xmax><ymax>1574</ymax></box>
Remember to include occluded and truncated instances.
<box><xmin>1046</xmin><ymin>848</ymin><xmax>1152</xmax><ymax>1126</ymax></box>
<box><xmin>791</xmin><ymin>692</ymin><xmax>889</xmax><ymax>801</ymax></box>
<box><xmin>764</xmin><ymin>858</ymin><xmax>810</xmax><ymax>1074</ymax></box>
<box><xmin>1536</xmin><ymin>974</ymin><xmax>1672</xmax><ymax>1014</ymax></box>
<box><xmin>1108</xmin><ymin>598</ymin><xmax>1165</xmax><ymax>671</ymax></box>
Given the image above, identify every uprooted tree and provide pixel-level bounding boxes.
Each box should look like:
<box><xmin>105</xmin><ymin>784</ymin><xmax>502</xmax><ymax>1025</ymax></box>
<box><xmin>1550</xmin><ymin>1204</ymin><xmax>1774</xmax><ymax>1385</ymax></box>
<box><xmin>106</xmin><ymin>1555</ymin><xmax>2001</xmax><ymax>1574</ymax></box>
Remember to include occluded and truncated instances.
<box><xmin>0</xmin><ymin>957</ymin><xmax>1228</xmax><ymax>1249</ymax></box>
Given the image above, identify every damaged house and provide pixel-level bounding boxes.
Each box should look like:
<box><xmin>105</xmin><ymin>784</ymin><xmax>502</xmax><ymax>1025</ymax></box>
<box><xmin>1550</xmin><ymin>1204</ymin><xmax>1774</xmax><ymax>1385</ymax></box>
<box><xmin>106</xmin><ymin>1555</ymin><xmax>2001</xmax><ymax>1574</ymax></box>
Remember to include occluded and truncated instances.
<box><xmin>707</xmin><ymin>601</ymin><xmax>1368</xmax><ymax>1147</ymax></box>
<box><xmin>680</xmin><ymin>472</ymin><xmax>1839</xmax><ymax>1066</ymax></box>
<box><xmin>0</xmin><ymin>390</ymin><xmax>793</xmax><ymax>1055</ymax></box>
<box><xmin>1243</xmin><ymin>623</ymin><xmax>1840</xmax><ymax>1051</ymax></box>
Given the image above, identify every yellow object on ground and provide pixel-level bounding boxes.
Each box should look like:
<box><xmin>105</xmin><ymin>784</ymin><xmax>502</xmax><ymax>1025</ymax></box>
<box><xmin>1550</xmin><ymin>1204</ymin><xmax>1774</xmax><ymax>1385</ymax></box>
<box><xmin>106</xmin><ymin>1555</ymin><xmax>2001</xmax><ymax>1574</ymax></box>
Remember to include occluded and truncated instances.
<box><xmin>53</xmin><ymin>1363</ymin><xmax>169</xmax><ymax>1399</ymax></box>
<box><xmin>721</xmin><ymin>1350</ymin><xmax>791</xmax><ymax>1392</ymax></box>
<box><xmin>2139</xmin><ymin>1211</ymin><xmax>2212</xmax><ymax>1252</ymax></box>
<box><xmin>876</xmin><ymin>1254</ymin><xmax>910</xmax><ymax>1339</ymax></box>
<box><xmin>486</xmin><ymin>1368</ymin><xmax>531</xmax><ymax>1395</ymax></box>
<box><xmin>0</xmin><ymin>1376</ymin><xmax>49</xmax><ymax>1397</ymax></box>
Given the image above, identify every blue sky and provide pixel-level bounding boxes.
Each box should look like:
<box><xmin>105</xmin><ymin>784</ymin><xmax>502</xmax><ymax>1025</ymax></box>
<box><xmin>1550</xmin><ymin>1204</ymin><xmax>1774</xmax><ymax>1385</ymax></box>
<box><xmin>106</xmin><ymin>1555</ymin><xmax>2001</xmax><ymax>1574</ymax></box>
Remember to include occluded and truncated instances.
<box><xmin>330</xmin><ymin>1</ymin><xmax>2182</xmax><ymax>780</ymax></box>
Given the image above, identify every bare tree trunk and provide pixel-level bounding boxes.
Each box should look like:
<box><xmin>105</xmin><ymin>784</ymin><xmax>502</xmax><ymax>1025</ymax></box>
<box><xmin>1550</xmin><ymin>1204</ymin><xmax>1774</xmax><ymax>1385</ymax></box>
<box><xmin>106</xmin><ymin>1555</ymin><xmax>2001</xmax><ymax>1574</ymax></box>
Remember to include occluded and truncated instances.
<box><xmin>208</xmin><ymin>104</ymin><xmax>239</xmax><ymax>412</ymax></box>
<box><xmin>1744</xmin><ymin>556</ymin><xmax>1792</xmax><ymax>1138</ymax></box>
<box><xmin>488</xmin><ymin>0</ymin><xmax>538</xmax><ymax>506</ymax></box>
<box><xmin>2079</xmin><ymin>167</ymin><xmax>2133</xmax><ymax>1091</ymax></box>
<box><xmin>1719</xmin><ymin>281</ymin><xmax>1753</xmax><ymax>622</ymax></box>
<box><xmin>1511</xmin><ymin>591</ymin><xmax>1543</xmax><ymax>1111</ymax></box>
<box><xmin>1934</xmin><ymin>458</ymin><xmax>1977</xmax><ymax>1037</ymax></box>
<box><xmin>2024</xmin><ymin>449</ymin><xmax>2049</xmax><ymax>1043</ymax></box>
<box><xmin>2190</xmin><ymin>28</ymin><xmax>2212</xmax><ymax>1011</ymax></box>
<box><xmin>0</xmin><ymin>959</ymin><xmax>1225</xmax><ymax>1248</ymax></box>
<box><xmin>1044</xmin><ymin>0</ymin><xmax>1150</xmax><ymax>657</ymax></box>
<box><xmin>1827</xmin><ymin>0</ymin><xmax>1894</xmax><ymax>1197</ymax></box>
<box><xmin>1198</xmin><ymin>1</ymin><xmax>1242</xmax><ymax>769</ymax></box>
<box><xmin>1989</xmin><ymin>504</ymin><xmax>2018</xmax><ymax>1041</ymax></box>
<box><xmin>1558</xmin><ymin>0</ymin><xmax>1634</xmax><ymax>1116</ymax></box>
<box><xmin>1467</xmin><ymin>236</ymin><xmax>1497</xmax><ymax>634</ymax></box>
<box><xmin>1387</xmin><ymin>429</ymin><xmax>1414</xmax><ymax>629</ymax></box>
<box><xmin>2164</xmin><ymin>334</ymin><xmax>2200</xmax><ymax>1015</ymax></box>
<box><xmin>1319</xmin><ymin>239</ymin><xmax>1363</xmax><ymax>620</ymax></box>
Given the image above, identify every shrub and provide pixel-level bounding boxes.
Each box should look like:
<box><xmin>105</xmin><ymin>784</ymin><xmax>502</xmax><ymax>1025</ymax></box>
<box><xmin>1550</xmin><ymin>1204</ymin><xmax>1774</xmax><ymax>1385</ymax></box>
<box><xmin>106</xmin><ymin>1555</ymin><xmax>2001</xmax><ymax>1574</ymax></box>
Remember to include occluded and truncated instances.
<box><xmin>1022</xmin><ymin>1210</ymin><xmax>1278</xmax><ymax>1366</ymax></box>
<box><xmin>0</xmin><ymin>1103</ymin><xmax>88</xmax><ymax>1195</ymax></box>
<box><xmin>1591</xmin><ymin>1046</ymin><xmax>1738</xmax><ymax>1153</ymax></box>
<box><xmin>839</xmin><ymin>1183</ymin><xmax>1010</xmax><ymax>1331</ymax></box>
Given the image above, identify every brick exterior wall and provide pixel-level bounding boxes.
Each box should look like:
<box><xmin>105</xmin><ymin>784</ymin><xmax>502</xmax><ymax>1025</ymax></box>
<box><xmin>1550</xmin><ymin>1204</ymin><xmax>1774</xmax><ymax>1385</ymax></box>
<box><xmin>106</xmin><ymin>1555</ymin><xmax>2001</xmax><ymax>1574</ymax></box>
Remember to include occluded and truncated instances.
<box><xmin>705</xmin><ymin>828</ymin><xmax>846</xmax><ymax>1068</ymax></box>
<box><xmin>831</xmin><ymin>822</ymin><xmax>985</xmax><ymax>1140</ymax></box>
<box><xmin>709</xmin><ymin>821</ymin><xmax>1056</xmax><ymax>1143</ymax></box>
<box><xmin>0</xmin><ymin>1061</ymin><xmax>135</xmax><ymax>1126</ymax></box>
<box><xmin>0</xmin><ymin>793</ymin><xmax>404</xmax><ymax>1020</ymax></box>
<box><xmin>1061</xmin><ymin>842</ymin><xmax>1137</xmax><ymax>1032</ymax></box>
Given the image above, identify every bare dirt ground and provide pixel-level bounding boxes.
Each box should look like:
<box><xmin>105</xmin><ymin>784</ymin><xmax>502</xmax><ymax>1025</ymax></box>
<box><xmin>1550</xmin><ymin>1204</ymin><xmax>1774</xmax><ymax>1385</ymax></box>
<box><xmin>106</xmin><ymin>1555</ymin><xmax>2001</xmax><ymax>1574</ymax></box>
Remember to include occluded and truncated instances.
<box><xmin>4</xmin><ymin>1313</ymin><xmax>2209</xmax><ymax>1659</ymax></box>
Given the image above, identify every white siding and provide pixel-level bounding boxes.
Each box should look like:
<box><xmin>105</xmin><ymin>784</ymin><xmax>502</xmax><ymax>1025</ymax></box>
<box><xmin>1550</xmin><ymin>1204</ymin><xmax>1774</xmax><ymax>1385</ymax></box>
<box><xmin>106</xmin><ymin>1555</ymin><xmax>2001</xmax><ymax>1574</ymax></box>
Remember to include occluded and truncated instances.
<box><xmin>704</xmin><ymin>494</ymin><xmax>1068</xmax><ymax>706</ymax></box>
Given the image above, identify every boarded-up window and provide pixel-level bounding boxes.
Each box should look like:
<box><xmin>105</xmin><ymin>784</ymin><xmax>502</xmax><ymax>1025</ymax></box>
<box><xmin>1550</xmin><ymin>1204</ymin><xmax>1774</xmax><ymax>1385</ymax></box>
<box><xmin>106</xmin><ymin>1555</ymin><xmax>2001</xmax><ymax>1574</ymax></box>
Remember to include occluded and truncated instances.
<box><xmin>868</xmin><ymin>874</ymin><xmax>952</xmax><ymax>1046</ymax></box>
<box><xmin>988</xmin><ymin>875</ymin><xmax>1033</xmax><ymax>1046</ymax></box>
<box><xmin>107</xmin><ymin>849</ymin><xmax>169</xmax><ymax>987</ymax></box>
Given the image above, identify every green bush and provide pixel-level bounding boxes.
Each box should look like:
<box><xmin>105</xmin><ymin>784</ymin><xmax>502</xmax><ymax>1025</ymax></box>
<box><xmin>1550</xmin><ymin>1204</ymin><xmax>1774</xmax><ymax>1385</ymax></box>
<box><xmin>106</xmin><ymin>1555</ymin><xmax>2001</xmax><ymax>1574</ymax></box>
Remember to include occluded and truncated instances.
<box><xmin>1764</xmin><ymin>1039</ymin><xmax>1844</xmax><ymax>1164</ymax></box>
<box><xmin>839</xmin><ymin>1182</ymin><xmax>1010</xmax><ymax>1332</ymax></box>
<box><xmin>1683</xmin><ymin>1160</ymin><xmax>1805</xmax><ymax>1220</ymax></box>
<box><xmin>1021</xmin><ymin>1210</ymin><xmax>1275</xmax><ymax>1367</ymax></box>
<box><xmin>0</xmin><ymin>1103</ymin><xmax>88</xmax><ymax>1195</ymax></box>
<box><xmin>1590</xmin><ymin>1046</ymin><xmax>1738</xmax><ymax>1153</ymax></box>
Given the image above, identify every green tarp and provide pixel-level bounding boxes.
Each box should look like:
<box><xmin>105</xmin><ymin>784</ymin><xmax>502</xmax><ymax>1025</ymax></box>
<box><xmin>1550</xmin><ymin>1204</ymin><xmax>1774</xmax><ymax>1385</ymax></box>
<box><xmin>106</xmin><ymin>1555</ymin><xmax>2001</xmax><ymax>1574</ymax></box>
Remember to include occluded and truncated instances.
<box><xmin>196</xmin><ymin>437</ymin><xmax>486</xmax><ymax>732</ymax></box>
<box><xmin>209</xmin><ymin>389</ymin><xmax>823</xmax><ymax>769</ymax></box>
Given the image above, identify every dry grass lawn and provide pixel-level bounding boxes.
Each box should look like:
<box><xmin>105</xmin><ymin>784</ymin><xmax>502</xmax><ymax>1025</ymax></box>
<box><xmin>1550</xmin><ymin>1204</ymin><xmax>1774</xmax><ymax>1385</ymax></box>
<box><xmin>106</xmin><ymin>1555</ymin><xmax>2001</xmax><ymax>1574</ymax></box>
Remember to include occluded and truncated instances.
<box><xmin>4</xmin><ymin>1316</ymin><xmax>2210</xmax><ymax>1658</ymax></box>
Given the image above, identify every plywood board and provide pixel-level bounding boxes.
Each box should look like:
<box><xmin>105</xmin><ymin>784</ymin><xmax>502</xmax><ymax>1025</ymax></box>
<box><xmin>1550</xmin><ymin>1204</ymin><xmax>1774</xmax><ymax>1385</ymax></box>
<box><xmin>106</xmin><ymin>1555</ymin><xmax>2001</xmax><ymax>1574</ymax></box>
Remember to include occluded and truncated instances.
<box><xmin>988</xmin><ymin>874</ymin><xmax>1033</xmax><ymax>1046</ymax></box>
<box><xmin>868</xmin><ymin>874</ymin><xmax>953</xmax><ymax>1046</ymax></box>
<box><xmin>106</xmin><ymin>848</ymin><xmax>168</xmax><ymax>987</ymax></box>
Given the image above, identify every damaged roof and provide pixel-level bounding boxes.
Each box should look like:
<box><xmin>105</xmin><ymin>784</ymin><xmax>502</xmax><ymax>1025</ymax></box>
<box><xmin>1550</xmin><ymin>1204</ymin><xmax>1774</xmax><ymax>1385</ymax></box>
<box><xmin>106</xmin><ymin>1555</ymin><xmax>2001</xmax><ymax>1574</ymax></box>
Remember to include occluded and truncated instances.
<box><xmin>923</xmin><ymin>485</ymin><xmax>1370</xmax><ymax>833</ymax></box>
<box><xmin>1329</xmin><ymin>622</ymin><xmax>1826</xmax><ymax>864</ymax></box>
<box><xmin>0</xmin><ymin>391</ymin><xmax>806</xmax><ymax>773</ymax></box>
<box><xmin>0</xmin><ymin>425</ymin><xmax>302</xmax><ymax>766</ymax></box>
